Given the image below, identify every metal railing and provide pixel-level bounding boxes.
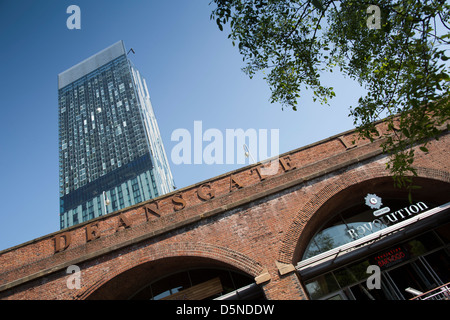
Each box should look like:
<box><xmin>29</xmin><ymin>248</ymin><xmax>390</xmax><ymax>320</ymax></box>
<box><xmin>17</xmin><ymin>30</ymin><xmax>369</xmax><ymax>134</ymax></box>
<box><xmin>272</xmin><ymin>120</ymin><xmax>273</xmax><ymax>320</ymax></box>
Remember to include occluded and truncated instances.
<box><xmin>409</xmin><ymin>282</ymin><xmax>450</xmax><ymax>300</ymax></box>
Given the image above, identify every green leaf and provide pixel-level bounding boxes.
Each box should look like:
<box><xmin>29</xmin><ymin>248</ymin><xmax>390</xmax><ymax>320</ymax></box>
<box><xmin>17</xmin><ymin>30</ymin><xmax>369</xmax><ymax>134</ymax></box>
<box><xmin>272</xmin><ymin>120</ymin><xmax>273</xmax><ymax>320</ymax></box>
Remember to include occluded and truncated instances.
<box><xmin>216</xmin><ymin>18</ymin><xmax>223</xmax><ymax>31</ymax></box>
<box><xmin>311</xmin><ymin>0</ymin><xmax>325</xmax><ymax>11</ymax></box>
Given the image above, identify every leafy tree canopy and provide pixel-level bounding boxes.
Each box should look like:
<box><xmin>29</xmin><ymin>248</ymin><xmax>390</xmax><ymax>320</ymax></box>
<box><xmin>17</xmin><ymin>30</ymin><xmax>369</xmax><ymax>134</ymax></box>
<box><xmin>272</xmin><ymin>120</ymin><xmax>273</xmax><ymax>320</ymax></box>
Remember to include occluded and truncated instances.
<box><xmin>210</xmin><ymin>0</ymin><xmax>450</xmax><ymax>189</ymax></box>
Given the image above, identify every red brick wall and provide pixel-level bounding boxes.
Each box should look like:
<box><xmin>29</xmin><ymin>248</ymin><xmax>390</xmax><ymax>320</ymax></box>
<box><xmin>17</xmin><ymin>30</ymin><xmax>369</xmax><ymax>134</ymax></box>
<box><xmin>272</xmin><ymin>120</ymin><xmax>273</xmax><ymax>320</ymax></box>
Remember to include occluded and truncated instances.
<box><xmin>1</xmin><ymin>126</ymin><xmax>449</xmax><ymax>300</ymax></box>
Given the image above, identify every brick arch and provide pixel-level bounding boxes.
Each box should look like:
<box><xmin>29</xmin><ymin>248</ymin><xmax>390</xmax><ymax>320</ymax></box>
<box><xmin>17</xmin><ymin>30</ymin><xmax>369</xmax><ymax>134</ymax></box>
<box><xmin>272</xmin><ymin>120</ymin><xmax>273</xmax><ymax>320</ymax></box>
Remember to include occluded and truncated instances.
<box><xmin>77</xmin><ymin>242</ymin><xmax>265</xmax><ymax>300</ymax></box>
<box><xmin>277</xmin><ymin>165</ymin><xmax>450</xmax><ymax>265</ymax></box>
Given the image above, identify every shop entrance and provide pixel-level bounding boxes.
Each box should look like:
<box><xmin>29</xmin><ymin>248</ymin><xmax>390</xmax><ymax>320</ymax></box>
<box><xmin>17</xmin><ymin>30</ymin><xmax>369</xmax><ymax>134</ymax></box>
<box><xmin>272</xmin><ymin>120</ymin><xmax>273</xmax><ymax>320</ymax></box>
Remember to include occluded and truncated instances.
<box><xmin>128</xmin><ymin>267</ymin><xmax>265</xmax><ymax>300</ymax></box>
<box><xmin>345</xmin><ymin>250</ymin><xmax>449</xmax><ymax>300</ymax></box>
<box><xmin>302</xmin><ymin>226</ymin><xmax>450</xmax><ymax>300</ymax></box>
<box><xmin>298</xmin><ymin>185</ymin><xmax>450</xmax><ymax>301</ymax></box>
<box><xmin>384</xmin><ymin>257</ymin><xmax>439</xmax><ymax>299</ymax></box>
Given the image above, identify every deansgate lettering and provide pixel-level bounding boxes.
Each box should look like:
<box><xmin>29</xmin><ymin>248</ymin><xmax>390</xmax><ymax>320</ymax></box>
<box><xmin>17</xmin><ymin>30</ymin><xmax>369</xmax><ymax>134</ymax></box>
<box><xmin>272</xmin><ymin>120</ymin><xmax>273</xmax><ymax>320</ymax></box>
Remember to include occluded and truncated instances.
<box><xmin>50</xmin><ymin>151</ymin><xmax>427</xmax><ymax>255</ymax></box>
<box><xmin>86</xmin><ymin>222</ymin><xmax>100</xmax><ymax>242</ymax></box>
<box><xmin>172</xmin><ymin>194</ymin><xmax>186</xmax><ymax>211</ymax></box>
<box><xmin>51</xmin><ymin>155</ymin><xmax>296</xmax><ymax>254</ymax></box>
<box><xmin>54</xmin><ymin>232</ymin><xmax>71</xmax><ymax>253</ymax></box>
<box><xmin>230</xmin><ymin>174</ymin><xmax>244</xmax><ymax>191</ymax></box>
<box><xmin>197</xmin><ymin>183</ymin><xmax>215</xmax><ymax>201</ymax></box>
<box><xmin>144</xmin><ymin>201</ymin><xmax>161</xmax><ymax>218</ymax></box>
<box><xmin>115</xmin><ymin>214</ymin><xmax>131</xmax><ymax>232</ymax></box>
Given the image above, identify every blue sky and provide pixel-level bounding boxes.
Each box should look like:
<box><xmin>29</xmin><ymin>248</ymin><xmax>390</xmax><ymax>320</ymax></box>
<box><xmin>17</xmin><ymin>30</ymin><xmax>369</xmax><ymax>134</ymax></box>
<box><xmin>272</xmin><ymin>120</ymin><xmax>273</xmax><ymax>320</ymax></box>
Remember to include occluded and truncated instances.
<box><xmin>0</xmin><ymin>1</ymin><xmax>365</xmax><ymax>251</ymax></box>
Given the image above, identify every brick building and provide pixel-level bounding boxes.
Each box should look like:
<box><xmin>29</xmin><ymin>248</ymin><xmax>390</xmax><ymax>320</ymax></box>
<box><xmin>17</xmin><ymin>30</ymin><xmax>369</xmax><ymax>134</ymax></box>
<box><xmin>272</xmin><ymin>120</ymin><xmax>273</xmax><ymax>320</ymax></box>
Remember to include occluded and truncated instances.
<box><xmin>0</xmin><ymin>122</ymin><xmax>449</xmax><ymax>301</ymax></box>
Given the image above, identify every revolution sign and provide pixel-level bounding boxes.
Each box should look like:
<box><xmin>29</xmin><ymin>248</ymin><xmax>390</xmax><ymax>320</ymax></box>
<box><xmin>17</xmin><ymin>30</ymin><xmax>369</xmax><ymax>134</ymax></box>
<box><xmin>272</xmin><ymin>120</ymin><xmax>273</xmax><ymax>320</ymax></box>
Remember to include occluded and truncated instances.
<box><xmin>347</xmin><ymin>195</ymin><xmax>430</xmax><ymax>241</ymax></box>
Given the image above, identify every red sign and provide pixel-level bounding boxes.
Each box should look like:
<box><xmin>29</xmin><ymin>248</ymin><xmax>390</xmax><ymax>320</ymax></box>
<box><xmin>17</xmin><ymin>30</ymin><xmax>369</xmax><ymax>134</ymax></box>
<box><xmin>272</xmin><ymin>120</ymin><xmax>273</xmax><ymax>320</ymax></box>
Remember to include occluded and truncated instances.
<box><xmin>370</xmin><ymin>246</ymin><xmax>410</xmax><ymax>269</ymax></box>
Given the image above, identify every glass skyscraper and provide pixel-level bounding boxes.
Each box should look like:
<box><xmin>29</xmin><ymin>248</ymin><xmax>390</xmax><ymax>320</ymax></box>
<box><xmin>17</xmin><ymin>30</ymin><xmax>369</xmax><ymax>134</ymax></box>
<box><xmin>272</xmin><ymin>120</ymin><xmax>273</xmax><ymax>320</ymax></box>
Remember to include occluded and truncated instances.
<box><xmin>58</xmin><ymin>40</ymin><xmax>175</xmax><ymax>229</ymax></box>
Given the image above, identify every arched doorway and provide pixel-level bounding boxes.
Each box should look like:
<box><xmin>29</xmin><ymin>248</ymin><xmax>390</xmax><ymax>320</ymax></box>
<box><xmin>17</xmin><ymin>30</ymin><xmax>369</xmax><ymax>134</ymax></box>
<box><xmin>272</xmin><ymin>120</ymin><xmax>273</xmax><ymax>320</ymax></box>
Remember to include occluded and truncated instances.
<box><xmin>294</xmin><ymin>177</ymin><xmax>450</xmax><ymax>300</ymax></box>
<box><xmin>85</xmin><ymin>255</ymin><xmax>265</xmax><ymax>300</ymax></box>
<box><xmin>129</xmin><ymin>267</ymin><xmax>263</xmax><ymax>300</ymax></box>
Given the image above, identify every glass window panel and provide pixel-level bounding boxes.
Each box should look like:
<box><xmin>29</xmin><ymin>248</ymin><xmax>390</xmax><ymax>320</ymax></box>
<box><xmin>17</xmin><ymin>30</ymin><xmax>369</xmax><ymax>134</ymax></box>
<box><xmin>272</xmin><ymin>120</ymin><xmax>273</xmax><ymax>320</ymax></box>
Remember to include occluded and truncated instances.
<box><xmin>334</xmin><ymin>259</ymin><xmax>371</xmax><ymax>289</ymax></box>
<box><xmin>434</xmin><ymin>222</ymin><xmax>450</xmax><ymax>244</ymax></box>
<box><xmin>150</xmin><ymin>271</ymin><xmax>190</xmax><ymax>300</ymax></box>
<box><xmin>305</xmin><ymin>272</ymin><xmax>340</xmax><ymax>300</ymax></box>
<box><xmin>404</xmin><ymin>231</ymin><xmax>442</xmax><ymax>258</ymax></box>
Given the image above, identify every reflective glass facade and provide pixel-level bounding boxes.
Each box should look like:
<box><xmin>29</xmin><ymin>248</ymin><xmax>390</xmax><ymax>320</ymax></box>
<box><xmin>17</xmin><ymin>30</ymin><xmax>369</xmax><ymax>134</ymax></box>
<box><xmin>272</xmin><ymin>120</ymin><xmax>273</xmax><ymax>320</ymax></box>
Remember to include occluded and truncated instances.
<box><xmin>58</xmin><ymin>41</ymin><xmax>174</xmax><ymax>229</ymax></box>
